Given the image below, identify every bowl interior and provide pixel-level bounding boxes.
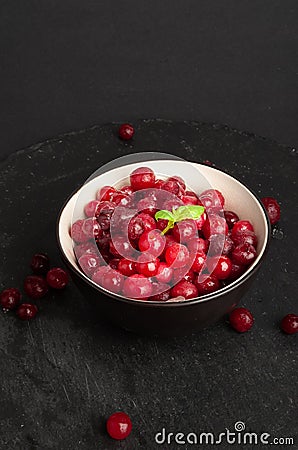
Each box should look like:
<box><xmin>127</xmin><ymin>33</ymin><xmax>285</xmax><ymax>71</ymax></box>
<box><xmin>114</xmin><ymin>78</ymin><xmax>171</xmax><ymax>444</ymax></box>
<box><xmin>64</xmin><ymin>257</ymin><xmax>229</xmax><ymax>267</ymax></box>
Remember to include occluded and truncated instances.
<box><xmin>58</xmin><ymin>160</ymin><xmax>269</xmax><ymax>301</ymax></box>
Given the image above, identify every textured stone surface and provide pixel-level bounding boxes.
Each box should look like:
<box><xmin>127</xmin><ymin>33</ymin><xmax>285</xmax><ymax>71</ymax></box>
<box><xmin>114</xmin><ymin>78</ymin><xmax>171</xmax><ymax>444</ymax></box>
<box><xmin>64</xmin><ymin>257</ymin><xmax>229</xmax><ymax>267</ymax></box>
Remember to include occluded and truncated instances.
<box><xmin>0</xmin><ymin>120</ymin><xmax>297</xmax><ymax>449</ymax></box>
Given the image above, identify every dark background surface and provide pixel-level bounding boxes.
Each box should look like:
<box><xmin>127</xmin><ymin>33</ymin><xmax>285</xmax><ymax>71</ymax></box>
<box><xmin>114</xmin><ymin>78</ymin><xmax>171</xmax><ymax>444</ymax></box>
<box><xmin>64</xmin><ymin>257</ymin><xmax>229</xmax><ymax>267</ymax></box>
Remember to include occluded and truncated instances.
<box><xmin>0</xmin><ymin>1</ymin><xmax>298</xmax><ymax>449</ymax></box>
<box><xmin>0</xmin><ymin>0</ymin><xmax>298</xmax><ymax>160</ymax></box>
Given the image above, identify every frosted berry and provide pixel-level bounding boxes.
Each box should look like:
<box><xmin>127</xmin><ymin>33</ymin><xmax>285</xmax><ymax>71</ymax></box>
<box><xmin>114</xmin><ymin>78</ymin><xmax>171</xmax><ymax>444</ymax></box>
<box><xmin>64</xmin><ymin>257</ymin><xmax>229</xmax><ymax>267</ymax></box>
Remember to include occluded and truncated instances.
<box><xmin>16</xmin><ymin>303</ymin><xmax>38</xmax><ymax>320</ymax></box>
<box><xmin>46</xmin><ymin>268</ymin><xmax>69</xmax><ymax>289</ymax></box>
<box><xmin>106</xmin><ymin>411</ymin><xmax>132</xmax><ymax>440</ymax></box>
<box><xmin>123</xmin><ymin>274</ymin><xmax>153</xmax><ymax>299</ymax></box>
<box><xmin>119</xmin><ymin>123</ymin><xmax>134</xmax><ymax>141</ymax></box>
<box><xmin>261</xmin><ymin>196</ymin><xmax>281</xmax><ymax>225</ymax></box>
<box><xmin>170</xmin><ymin>280</ymin><xmax>198</xmax><ymax>299</ymax></box>
<box><xmin>0</xmin><ymin>288</ymin><xmax>21</xmax><ymax>310</ymax></box>
<box><xmin>24</xmin><ymin>275</ymin><xmax>48</xmax><ymax>299</ymax></box>
<box><xmin>280</xmin><ymin>314</ymin><xmax>298</xmax><ymax>334</ymax></box>
<box><xmin>232</xmin><ymin>243</ymin><xmax>257</xmax><ymax>265</ymax></box>
<box><xmin>229</xmin><ymin>307</ymin><xmax>254</xmax><ymax>332</ymax></box>
<box><xmin>195</xmin><ymin>274</ymin><xmax>220</xmax><ymax>295</ymax></box>
<box><xmin>30</xmin><ymin>253</ymin><xmax>50</xmax><ymax>275</ymax></box>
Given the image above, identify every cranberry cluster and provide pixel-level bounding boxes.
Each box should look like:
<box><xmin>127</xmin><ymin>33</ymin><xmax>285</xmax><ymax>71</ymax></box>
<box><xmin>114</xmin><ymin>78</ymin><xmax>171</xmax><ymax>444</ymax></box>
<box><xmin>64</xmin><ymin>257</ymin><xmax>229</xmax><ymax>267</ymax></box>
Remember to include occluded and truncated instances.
<box><xmin>71</xmin><ymin>166</ymin><xmax>260</xmax><ymax>302</ymax></box>
<box><xmin>0</xmin><ymin>253</ymin><xmax>69</xmax><ymax>320</ymax></box>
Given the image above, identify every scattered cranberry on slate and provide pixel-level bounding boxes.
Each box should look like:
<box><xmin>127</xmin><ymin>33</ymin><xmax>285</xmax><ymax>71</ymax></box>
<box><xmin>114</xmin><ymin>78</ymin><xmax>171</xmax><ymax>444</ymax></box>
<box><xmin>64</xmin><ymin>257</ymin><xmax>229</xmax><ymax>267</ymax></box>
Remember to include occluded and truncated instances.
<box><xmin>46</xmin><ymin>268</ymin><xmax>69</xmax><ymax>289</ymax></box>
<box><xmin>118</xmin><ymin>123</ymin><xmax>134</xmax><ymax>141</ymax></box>
<box><xmin>24</xmin><ymin>275</ymin><xmax>49</xmax><ymax>299</ymax></box>
<box><xmin>229</xmin><ymin>307</ymin><xmax>254</xmax><ymax>332</ymax></box>
<box><xmin>106</xmin><ymin>412</ymin><xmax>132</xmax><ymax>440</ymax></box>
<box><xmin>16</xmin><ymin>303</ymin><xmax>38</xmax><ymax>321</ymax></box>
<box><xmin>0</xmin><ymin>288</ymin><xmax>22</xmax><ymax>310</ymax></box>
<box><xmin>30</xmin><ymin>253</ymin><xmax>50</xmax><ymax>275</ymax></box>
<box><xmin>261</xmin><ymin>196</ymin><xmax>281</xmax><ymax>225</ymax></box>
<box><xmin>280</xmin><ymin>314</ymin><xmax>298</xmax><ymax>335</ymax></box>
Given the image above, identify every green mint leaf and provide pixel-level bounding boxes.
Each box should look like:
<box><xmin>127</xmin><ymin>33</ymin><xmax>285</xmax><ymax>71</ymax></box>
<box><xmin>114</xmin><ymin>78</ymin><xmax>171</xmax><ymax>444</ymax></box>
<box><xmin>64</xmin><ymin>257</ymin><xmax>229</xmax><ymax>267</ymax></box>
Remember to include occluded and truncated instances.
<box><xmin>155</xmin><ymin>210</ymin><xmax>175</xmax><ymax>221</ymax></box>
<box><xmin>173</xmin><ymin>205</ymin><xmax>205</xmax><ymax>222</ymax></box>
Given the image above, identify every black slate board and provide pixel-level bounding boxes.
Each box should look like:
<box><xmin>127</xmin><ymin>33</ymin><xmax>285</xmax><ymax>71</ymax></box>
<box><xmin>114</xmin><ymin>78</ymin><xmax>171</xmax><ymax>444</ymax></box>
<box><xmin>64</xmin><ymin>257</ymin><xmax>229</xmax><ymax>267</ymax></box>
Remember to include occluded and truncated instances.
<box><xmin>0</xmin><ymin>120</ymin><xmax>297</xmax><ymax>450</ymax></box>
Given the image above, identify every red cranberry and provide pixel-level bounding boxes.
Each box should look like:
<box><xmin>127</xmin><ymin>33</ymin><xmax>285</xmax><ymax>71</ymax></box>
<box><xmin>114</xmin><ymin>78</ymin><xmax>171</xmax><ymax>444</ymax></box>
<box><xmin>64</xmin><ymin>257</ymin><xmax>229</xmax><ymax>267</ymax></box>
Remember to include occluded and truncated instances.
<box><xmin>156</xmin><ymin>218</ymin><xmax>169</xmax><ymax>232</ymax></box>
<box><xmin>0</xmin><ymin>288</ymin><xmax>21</xmax><ymax>310</ymax></box>
<box><xmin>109</xmin><ymin>258</ymin><xmax>120</xmax><ymax>270</ymax></box>
<box><xmin>199</xmin><ymin>189</ymin><xmax>225</xmax><ymax>212</ymax></box>
<box><xmin>46</xmin><ymin>268</ymin><xmax>69</xmax><ymax>289</ymax></box>
<box><xmin>172</xmin><ymin>219</ymin><xmax>197</xmax><ymax>243</ymax></box>
<box><xmin>229</xmin><ymin>307</ymin><xmax>254</xmax><ymax>332</ymax></box>
<box><xmin>224</xmin><ymin>210</ymin><xmax>239</xmax><ymax>229</ymax></box>
<box><xmin>191</xmin><ymin>251</ymin><xmax>207</xmax><ymax>273</ymax></box>
<box><xmin>128</xmin><ymin>213</ymin><xmax>156</xmax><ymax>241</ymax></box>
<box><xmin>96</xmin><ymin>186</ymin><xmax>117</xmax><ymax>202</ymax></box>
<box><xmin>106</xmin><ymin>411</ymin><xmax>132</xmax><ymax>440</ymax></box>
<box><xmin>136</xmin><ymin>255</ymin><xmax>160</xmax><ymax>277</ymax></box>
<box><xmin>155</xmin><ymin>262</ymin><xmax>173</xmax><ymax>283</ymax></box>
<box><xmin>195</xmin><ymin>274</ymin><xmax>220</xmax><ymax>295</ymax></box>
<box><xmin>119</xmin><ymin>123</ymin><xmax>134</xmax><ymax>140</ymax></box>
<box><xmin>138</xmin><ymin>229</ymin><xmax>166</xmax><ymax>257</ymax></box>
<box><xmin>96</xmin><ymin>214</ymin><xmax>111</xmax><ymax>232</ymax></box>
<box><xmin>74</xmin><ymin>242</ymin><xmax>98</xmax><ymax>259</ymax></box>
<box><xmin>109</xmin><ymin>236</ymin><xmax>134</xmax><ymax>258</ymax></box>
<box><xmin>181</xmin><ymin>191</ymin><xmax>199</xmax><ymax>205</ymax></box>
<box><xmin>100</xmin><ymin>269</ymin><xmax>124</xmax><ymax>293</ymax></box>
<box><xmin>228</xmin><ymin>262</ymin><xmax>246</xmax><ymax>280</ymax></box>
<box><xmin>123</xmin><ymin>274</ymin><xmax>153</xmax><ymax>299</ymax></box>
<box><xmin>149</xmin><ymin>286</ymin><xmax>171</xmax><ymax>301</ymax></box>
<box><xmin>173</xmin><ymin>268</ymin><xmax>195</xmax><ymax>284</ymax></box>
<box><xmin>161</xmin><ymin>179</ymin><xmax>181</xmax><ymax>196</ymax></box>
<box><xmin>280</xmin><ymin>314</ymin><xmax>298</xmax><ymax>334</ymax></box>
<box><xmin>187</xmin><ymin>237</ymin><xmax>209</xmax><ymax>255</ymax></box>
<box><xmin>95</xmin><ymin>201</ymin><xmax>115</xmax><ymax>217</ymax></box>
<box><xmin>130</xmin><ymin>167</ymin><xmax>155</xmax><ymax>191</ymax></box>
<box><xmin>118</xmin><ymin>258</ymin><xmax>137</xmax><ymax>276</ymax></box>
<box><xmin>170</xmin><ymin>280</ymin><xmax>198</xmax><ymax>299</ymax></box>
<box><xmin>208</xmin><ymin>234</ymin><xmax>234</xmax><ymax>256</ymax></box>
<box><xmin>231</xmin><ymin>220</ymin><xmax>254</xmax><ymax>237</ymax></box>
<box><xmin>71</xmin><ymin>219</ymin><xmax>89</xmax><ymax>243</ymax></box>
<box><xmin>232</xmin><ymin>243</ymin><xmax>257</xmax><ymax>265</ymax></box>
<box><xmin>137</xmin><ymin>197</ymin><xmax>157</xmax><ymax>216</ymax></box>
<box><xmin>165</xmin><ymin>243</ymin><xmax>189</xmax><ymax>268</ymax></box>
<box><xmin>202</xmin><ymin>214</ymin><xmax>228</xmax><ymax>239</ymax></box>
<box><xmin>30</xmin><ymin>253</ymin><xmax>50</xmax><ymax>275</ymax></box>
<box><xmin>167</xmin><ymin>176</ymin><xmax>186</xmax><ymax>191</ymax></box>
<box><xmin>24</xmin><ymin>275</ymin><xmax>48</xmax><ymax>299</ymax></box>
<box><xmin>16</xmin><ymin>303</ymin><xmax>38</xmax><ymax>320</ymax></box>
<box><xmin>96</xmin><ymin>231</ymin><xmax>111</xmax><ymax>250</ymax></box>
<box><xmin>92</xmin><ymin>266</ymin><xmax>110</xmax><ymax>285</ymax></box>
<box><xmin>120</xmin><ymin>185</ymin><xmax>134</xmax><ymax>196</ymax></box>
<box><xmin>82</xmin><ymin>218</ymin><xmax>102</xmax><ymax>240</ymax></box>
<box><xmin>84</xmin><ymin>200</ymin><xmax>100</xmax><ymax>218</ymax></box>
<box><xmin>111</xmin><ymin>192</ymin><xmax>131</xmax><ymax>207</ymax></box>
<box><xmin>232</xmin><ymin>230</ymin><xmax>258</xmax><ymax>247</ymax></box>
<box><xmin>261</xmin><ymin>196</ymin><xmax>281</xmax><ymax>225</ymax></box>
<box><xmin>79</xmin><ymin>254</ymin><xmax>102</xmax><ymax>276</ymax></box>
<box><xmin>155</xmin><ymin>179</ymin><xmax>164</xmax><ymax>189</ymax></box>
<box><xmin>208</xmin><ymin>255</ymin><xmax>232</xmax><ymax>280</ymax></box>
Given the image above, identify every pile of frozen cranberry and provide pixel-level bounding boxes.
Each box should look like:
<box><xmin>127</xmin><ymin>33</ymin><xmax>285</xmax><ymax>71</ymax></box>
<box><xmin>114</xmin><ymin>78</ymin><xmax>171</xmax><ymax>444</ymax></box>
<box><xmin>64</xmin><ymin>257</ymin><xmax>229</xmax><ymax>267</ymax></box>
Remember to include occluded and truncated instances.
<box><xmin>71</xmin><ymin>166</ymin><xmax>260</xmax><ymax>302</ymax></box>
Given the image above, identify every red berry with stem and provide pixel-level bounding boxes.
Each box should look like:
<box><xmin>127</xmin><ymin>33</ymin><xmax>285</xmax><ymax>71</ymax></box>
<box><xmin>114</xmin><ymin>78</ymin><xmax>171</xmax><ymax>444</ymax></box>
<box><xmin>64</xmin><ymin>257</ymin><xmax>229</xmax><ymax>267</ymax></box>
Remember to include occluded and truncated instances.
<box><xmin>0</xmin><ymin>288</ymin><xmax>21</xmax><ymax>310</ymax></box>
<box><xmin>30</xmin><ymin>253</ymin><xmax>50</xmax><ymax>275</ymax></box>
<box><xmin>106</xmin><ymin>411</ymin><xmax>132</xmax><ymax>440</ymax></box>
<box><xmin>123</xmin><ymin>274</ymin><xmax>153</xmax><ymax>299</ymax></box>
<box><xmin>232</xmin><ymin>243</ymin><xmax>257</xmax><ymax>265</ymax></box>
<box><xmin>24</xmin><ymin>275</ymin><xmax>48</xmax><ymax>299</ymax></box>
<box><xmin>130</xmin><ymin>167</ymin><xmax>155</xmax><ymax>191</ymax></box>
<box><xmin>165</xmin><ymin>243</ymin><xmax>189</xmax><ymax>268</ymax></box>
<box><xmin>138</xmin><ymin>229</ymin><xmax>166</xmax><ymax>257</ymax></box>
<box><xmin>229</xmin><ymin>307</ymin><xmax>254</xmax><ymax>332</ymax></box>
<box><xmin>261</xmin><ymin>197</ymin><xmax>281</xmax><ymax>225</ymax></box>
<box><xmin>119</xmin><ymin>123</ymin><xmax>134</xmax><ymax>141</ymax></box>
<box><xmin>16</xmin><ymin>303</ymin><xmax>38</xmax><ymax>320</ymax></box>
<box><xmin>170</xmin><ymin>280</ymin><xmax>198</xmax><ymax>299</ymax></box>
<box><xmin>280</xmin><ymin>314</ymin><xmax>298</xmax><ymax>334</ymax></box>
<box><xmin>46</xmin><ymin>268</ymin><xmax>69</xmax><ymax>289</ymax></box>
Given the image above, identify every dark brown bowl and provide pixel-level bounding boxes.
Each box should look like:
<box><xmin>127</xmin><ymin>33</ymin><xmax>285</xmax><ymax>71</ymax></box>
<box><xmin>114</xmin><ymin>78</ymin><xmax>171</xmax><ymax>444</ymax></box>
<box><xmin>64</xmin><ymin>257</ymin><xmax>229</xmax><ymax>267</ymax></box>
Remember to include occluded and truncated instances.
<box><xmin>57</xmin><ymin>159</ymin><xmax>270</xmax><ymax>336</ymax></box>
